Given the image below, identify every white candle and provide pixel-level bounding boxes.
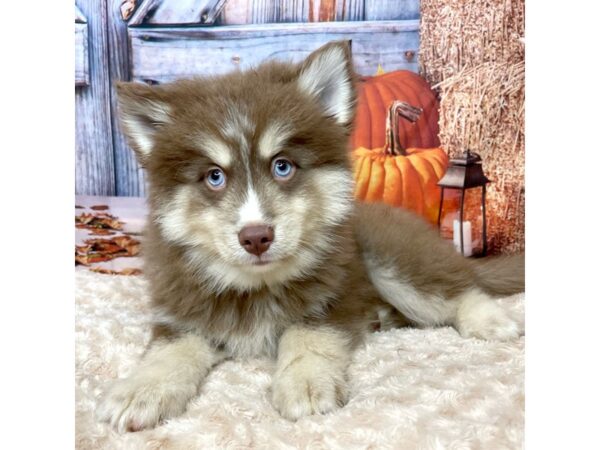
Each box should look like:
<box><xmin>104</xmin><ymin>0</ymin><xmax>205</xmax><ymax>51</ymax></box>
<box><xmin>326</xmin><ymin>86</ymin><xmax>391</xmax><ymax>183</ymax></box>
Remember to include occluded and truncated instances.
<box><xmin>453</xmin><ymin>220</ymin><xmax>473</xmax><ymax>257</ymax></box>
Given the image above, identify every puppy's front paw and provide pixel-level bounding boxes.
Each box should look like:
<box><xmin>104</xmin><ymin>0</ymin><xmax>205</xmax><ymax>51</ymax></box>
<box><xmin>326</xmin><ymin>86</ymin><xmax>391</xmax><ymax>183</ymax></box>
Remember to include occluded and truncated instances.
<box><xmin>96</xmin><ymin>375</ymin><xmax>197</xmax><ymax>433</ymax></box>
<box><xmin>456</xmin><ymin>290</ymin><xmax>521</xmax><ymax>341</ymax></box>
<box><xmin>271</xmin><ymin>355</ymin><xmax>348</xmax><ymax>421</ymax></box>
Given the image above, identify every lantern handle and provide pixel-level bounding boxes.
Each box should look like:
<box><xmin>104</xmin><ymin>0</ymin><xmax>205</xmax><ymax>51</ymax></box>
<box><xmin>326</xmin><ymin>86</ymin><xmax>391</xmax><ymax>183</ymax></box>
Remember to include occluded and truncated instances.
<box><xmin>385</xmin><ymin>101</ymin><xmax>422</xmax><ymax>156</ymax></box>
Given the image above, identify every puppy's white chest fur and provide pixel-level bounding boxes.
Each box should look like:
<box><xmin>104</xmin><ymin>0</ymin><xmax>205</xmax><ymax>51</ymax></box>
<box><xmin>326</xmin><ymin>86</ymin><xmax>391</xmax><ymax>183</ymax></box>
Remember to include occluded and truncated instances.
<box><xmin>217</xmin><ymin>319</ymin><xmax>282</xmax><ymax>358</ymax></box>
<box><xmin>154</xmin><ymin>295</ymin><xmax>288</xmax><ymax>358</ymax></box>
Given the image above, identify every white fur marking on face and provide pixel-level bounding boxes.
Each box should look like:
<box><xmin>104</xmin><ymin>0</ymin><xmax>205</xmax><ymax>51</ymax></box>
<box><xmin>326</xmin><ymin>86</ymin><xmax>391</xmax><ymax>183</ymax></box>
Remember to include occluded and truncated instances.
<box><xmin>313</xmin><ymin>167</ymin><xmax>354</xmax><ymax>226</ymax></box>
<box><xmin>155</xmin><ymin>186</ymin><xmax>193</xmax><ymax>245</ymax></box>
<box><xmin>220</xmin><ymin>119</ymin><xmax>246</xmax><ymax>145</ymax></box>
<box><xmin>258</xmin><ymin>122</ymin><xmax>292</xmax><ymax>160</ymax></box>
<box><xmin>155</xmin><ymin>185</ymin><xmax>221</xmax><ymax>248</ymax></box>
<box><xmin>298</xmin><ymin>46</ymin><xmax>353</xmax><ymax>124</ymax></box>
<box><xmin>238</xmin><ymin>187</ymin><xmax>265</xmax><ymax>227</ymax></box>
<box><xmin>200</xmin><ymin>135</ymin><xmax>233</xmax><ymax>168</ymax></box>
<box><xmin>220</xmin><ymin>107</ymin><xmax>254</xmax><ymax>144</ymax></box>
<box><xmin>122</xmin><ymin>101</ymin><xmax>171</xmax><ymax>155</ymax></box>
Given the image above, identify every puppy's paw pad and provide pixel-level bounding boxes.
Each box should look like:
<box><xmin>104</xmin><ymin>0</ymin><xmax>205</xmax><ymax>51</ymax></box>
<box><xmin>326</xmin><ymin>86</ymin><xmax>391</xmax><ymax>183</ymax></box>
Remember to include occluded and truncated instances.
<box><xmin>272</xmin><ymin>367</ymin><xmax>347</xmax><ymax>421</ymax></box>
<box><xmin>96</xmin><ymin>377</ymin><xmax>194</xmax><ymax>433</ymax></box>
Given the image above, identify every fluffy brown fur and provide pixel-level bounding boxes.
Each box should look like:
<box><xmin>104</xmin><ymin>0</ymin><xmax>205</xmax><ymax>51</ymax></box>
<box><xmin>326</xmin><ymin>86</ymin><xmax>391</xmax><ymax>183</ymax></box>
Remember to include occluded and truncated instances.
<box><xmin>97</xmin><ymin>42</ymin><xmax>524</xmax><ymax>432</ymax></box>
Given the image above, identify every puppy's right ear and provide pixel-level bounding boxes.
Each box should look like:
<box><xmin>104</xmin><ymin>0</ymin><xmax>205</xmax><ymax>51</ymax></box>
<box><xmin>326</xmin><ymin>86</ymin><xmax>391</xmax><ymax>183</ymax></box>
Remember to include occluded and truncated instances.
<box><xmin>116</xmin><ymin>82</ymin><xmax>172</xmax><ymax>165</ymax></box>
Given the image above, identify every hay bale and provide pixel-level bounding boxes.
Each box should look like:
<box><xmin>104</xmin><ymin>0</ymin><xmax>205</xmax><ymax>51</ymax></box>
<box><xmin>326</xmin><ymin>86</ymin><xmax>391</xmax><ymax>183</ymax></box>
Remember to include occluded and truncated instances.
<box><xmin>434</xmin><ymin>62</ymin><xmax>524</xmax><ymax>254</ymax></box>
<box><xmin>419</xmin><ymin>0</ymin><xmax>525</xmax><ymax>86</ymax></box>
<box><xmin>420</xmin><ymin>0</ymin><xmax>525</xmax><ymax>255</ymax></box>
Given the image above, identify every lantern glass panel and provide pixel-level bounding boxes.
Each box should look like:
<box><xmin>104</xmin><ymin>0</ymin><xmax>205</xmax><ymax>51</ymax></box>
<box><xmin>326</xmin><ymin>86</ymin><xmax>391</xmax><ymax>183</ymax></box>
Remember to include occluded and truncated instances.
<box><xmin>439</xmin><ymin>187</ymin><xmax>486</xmax><ymax>257</ymax></box>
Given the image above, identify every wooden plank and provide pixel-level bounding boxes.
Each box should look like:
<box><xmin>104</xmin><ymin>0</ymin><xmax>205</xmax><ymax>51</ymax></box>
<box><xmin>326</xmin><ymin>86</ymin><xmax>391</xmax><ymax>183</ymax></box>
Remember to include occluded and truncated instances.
<box><xmin>315</xmin><ymin>0</ymin><xmax>337</xmax><ymax>22</ymax></box>
<box><xmin>287</xmin><ymin>0</ymin><xmax>311</xmax><ymax>22</ymax></box>
<box><xmin>75</xmin><ymin>23</ymin><xmax>90</xmax><ymax>86</ymax></box>
<box><xmin>129</xmin><ymin>21</ymin><xmax>420</xmax><ymax>83</ymax></box>
<box><xmin>128</xmin><ymin>0</ymin><xmax>160</xmax><ymax>25</ymax></box>
<box><xmin>305</xmin><ymin>0</ymin><xmax>335</xmax><ymax>22</ymax></box>
<box><xmin>129</xmin><ymin>0</ymin><xmax>227</xmax><ymax>25</ymax></box>
<box><xmin>75</xmin><ymin>4</ymin><xmax>87</xmax><ymax>23</ymax></box>
<box><xmin>335</xmin><ymin>0</ymin><xmax>364</xmax><ymax>21</ymax></box>
<box><xmin>217</xmin><ymin>0</ymin><xmax>281</xmax><ymax>24</ymax></box>
<box><xmin>120</xmin><ymin>0</ymin><xmax>141</xmax><ymax>21</ymax></box>
<box><xmin>250</xmin><ymin>0</ymin><xmax>279</xmax><ymax>22</ymax></box>
<box><xmin>364</xmin><ymin>0</ymin><xmax>420</xmax><ymax>20</ymax></box>
<box><xmin>107</xmin><ymin>0</ymin><xmax>146</xmax><ymax>196</ymax></box>
<box><xmin>129</xmin><ymin>0</ymin><xmax>413</xmax><ymax>25</ymax></box>
<box><xmin>217</xmin><ymin>0</ymin><xmax>251</xmax><ymax>24</ymax></box>
<box><xmin>218</xmin><ymin>0</ymin><xmax>365</xmax><ymax>24</ymax></box>
<box><xmin>75</xmin><ymin>0</ymin><xmax>116</xmax><ymax>196</ymax></box>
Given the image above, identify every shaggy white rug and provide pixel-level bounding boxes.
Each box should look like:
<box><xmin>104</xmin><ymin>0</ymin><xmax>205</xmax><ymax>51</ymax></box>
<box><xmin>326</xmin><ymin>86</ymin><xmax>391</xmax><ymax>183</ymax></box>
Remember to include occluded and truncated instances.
<box><xmin>75</xmin><ymin>271</ymin><xmax>524</xmax><ymax>450</ymax></box>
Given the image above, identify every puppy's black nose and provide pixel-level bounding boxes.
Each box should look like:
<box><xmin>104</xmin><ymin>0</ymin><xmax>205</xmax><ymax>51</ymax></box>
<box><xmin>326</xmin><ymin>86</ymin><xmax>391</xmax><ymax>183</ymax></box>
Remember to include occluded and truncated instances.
<box><xmin>238</xmin><ymin>225</ymin><xmax>274</xmax><ymax>256</ymax></box>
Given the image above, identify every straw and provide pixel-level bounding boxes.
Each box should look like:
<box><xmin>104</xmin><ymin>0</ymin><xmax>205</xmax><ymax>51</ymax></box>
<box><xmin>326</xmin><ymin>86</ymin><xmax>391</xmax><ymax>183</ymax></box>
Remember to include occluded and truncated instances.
<box><xmin>420</xmin><ymin>0</ymin><xmax>525</xmax><ymax>254</ymax></box>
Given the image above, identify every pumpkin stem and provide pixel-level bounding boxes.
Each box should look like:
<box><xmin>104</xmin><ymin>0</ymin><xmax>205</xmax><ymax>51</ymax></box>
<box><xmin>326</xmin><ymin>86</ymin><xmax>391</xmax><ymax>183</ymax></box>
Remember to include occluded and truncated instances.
<box><xmin>385</xmin><ymin>101</ymin><xmax>423</xmax><ymax>156</ymax></box>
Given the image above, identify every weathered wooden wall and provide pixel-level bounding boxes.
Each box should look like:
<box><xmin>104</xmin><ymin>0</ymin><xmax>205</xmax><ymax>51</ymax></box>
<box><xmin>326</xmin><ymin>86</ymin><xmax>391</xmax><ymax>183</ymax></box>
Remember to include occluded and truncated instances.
<box><xmin>75</xmin><ymin>0</ymin><xmax>421</xmax><ymax>196</ymax></box>
<box><xmin>108</xmin><ymin>0</ymin><xmax>147</xmax><ymax>196</ymax></box>
<box><xmin>75</xmin><ymin>0</ymin><xmax>115</xmax><ymax>195</ymax></box>
<box><xmin>75</xmin><ymin>7</ymin><xmax>89</xmax><ymax>86</ymax></box>
<box><xmin>130</xmin><ymin>21</ymin><xmax>419</xmax><ymax>84</ymax></box>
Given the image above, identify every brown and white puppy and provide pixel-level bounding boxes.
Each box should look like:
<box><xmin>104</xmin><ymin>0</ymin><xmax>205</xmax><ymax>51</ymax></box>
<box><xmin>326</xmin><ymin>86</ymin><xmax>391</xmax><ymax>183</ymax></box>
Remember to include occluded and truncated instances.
<box><xmin>97</xmin><ymin>41</ymin><xmax>524</xmax><ymax>432</ymax></box>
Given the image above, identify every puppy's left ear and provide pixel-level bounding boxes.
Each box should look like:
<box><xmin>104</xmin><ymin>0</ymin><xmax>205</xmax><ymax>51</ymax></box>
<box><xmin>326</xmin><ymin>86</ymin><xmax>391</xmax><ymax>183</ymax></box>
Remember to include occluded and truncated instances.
<box><xmin>297</xmin><ymin>41</ymin><xmax>357</xmax><ymax>128</ymax></box>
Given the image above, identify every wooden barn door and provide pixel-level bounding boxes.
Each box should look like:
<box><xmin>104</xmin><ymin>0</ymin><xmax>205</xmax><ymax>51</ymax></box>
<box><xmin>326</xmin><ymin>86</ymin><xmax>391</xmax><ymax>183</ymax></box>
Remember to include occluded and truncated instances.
<box><xmin>75</xmin><ymin>0</ymin><xmax>420</xmax><ymax>197</ymax></box>
<box><xmin>75</xmin><ymin>0</ymin><xmax>145</xmax><ymax>197</ymax></box>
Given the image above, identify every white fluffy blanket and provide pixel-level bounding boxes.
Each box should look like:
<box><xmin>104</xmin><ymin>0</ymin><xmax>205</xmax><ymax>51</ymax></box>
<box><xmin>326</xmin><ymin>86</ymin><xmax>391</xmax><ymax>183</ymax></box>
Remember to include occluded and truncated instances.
<box><xmin>75</xmin><ymin>271</ymin><xmax>524</xmax><ymax>449</ymax></box>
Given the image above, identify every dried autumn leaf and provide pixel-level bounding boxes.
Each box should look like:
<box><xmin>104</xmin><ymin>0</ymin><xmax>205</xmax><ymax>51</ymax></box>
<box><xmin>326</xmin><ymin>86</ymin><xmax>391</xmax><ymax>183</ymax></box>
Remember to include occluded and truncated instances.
<box><xmin>112</xmin><ymin>235</ymin><xmax>138</xmax><ymax>247</ymax></box>
<box><xmin>75</xmin><ymin>252</ymin><xmax>117</xmax><ymax>266</ymax></box>
<box><xmin>75</xmin><ymin>235</ymin><xmax>141</xmax><ymax>266</ymax></box>
<box><xmin>112</xmin><ymin>235</ymin><xmax>141</xmax><ymax>256</ymax></box>
<box><xmin>90</xmin><ymin>205</ymin><xmax>109</xmax><ymax>211</ymax></box>
<box><xmin>89</xmin><ymin>267</ymin><xmax>142</xmax><ymax>276</ymax></box>
<box><xmin>76</xmin><ymin>213</ymin><xmax>95</xmax><ymax>225</ymax></box>
<box><xmin>97</xmin><ymin>243</ymin><xmax>125</xmax><ymax>254</ymax></box>
<box><xmin>89</xmin><ymin>229</ymin><xmax>116</xmax><ymax>236</ymax></box>
<box><xmin>125</xmin><ymin>243</ymin><xmax>140</xmax><ymax>256</ymax></box>
<box><xmin>119</xmin><ymin>267</ymin><xmax>142</xmax><ymax>275</ymax></box>
<box><xmin>75</xmin><ymin>212</ymin><xmax>123</xmax><ymax>231</ymax></box>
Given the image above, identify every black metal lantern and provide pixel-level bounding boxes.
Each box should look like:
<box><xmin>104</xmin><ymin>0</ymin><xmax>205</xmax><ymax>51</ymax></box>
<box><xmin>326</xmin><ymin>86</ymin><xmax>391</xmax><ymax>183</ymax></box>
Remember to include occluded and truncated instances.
<box><xmin>437</xmin><ymin>150</ymin><xmax>490</xmax><ymax>257</ymax></box>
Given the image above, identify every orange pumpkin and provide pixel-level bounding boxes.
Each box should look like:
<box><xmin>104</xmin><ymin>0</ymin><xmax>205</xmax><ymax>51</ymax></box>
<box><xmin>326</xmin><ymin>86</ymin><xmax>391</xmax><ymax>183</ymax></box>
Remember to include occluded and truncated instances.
<box><xmin>353</xmin><ymin>101</ymin><xmax>449</xmax><ymax>224</ymax></box>
<box><xmin>351</xmin><ymin>70</ymin><xmax>441</xmax><ymax>151</ymax></box>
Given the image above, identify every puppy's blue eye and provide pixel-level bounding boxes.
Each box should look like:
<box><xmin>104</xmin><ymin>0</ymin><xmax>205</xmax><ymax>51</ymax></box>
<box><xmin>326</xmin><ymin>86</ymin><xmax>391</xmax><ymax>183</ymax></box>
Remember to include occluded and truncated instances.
<box><xmin>206</xmin><ymin>168</ymin><xmax>226</xmax><ymax>190</ymax></box>
<box><xmin>272</xmin><ymin>158</ymin><xmax>295</xmax><ymax>180</ymax></box>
